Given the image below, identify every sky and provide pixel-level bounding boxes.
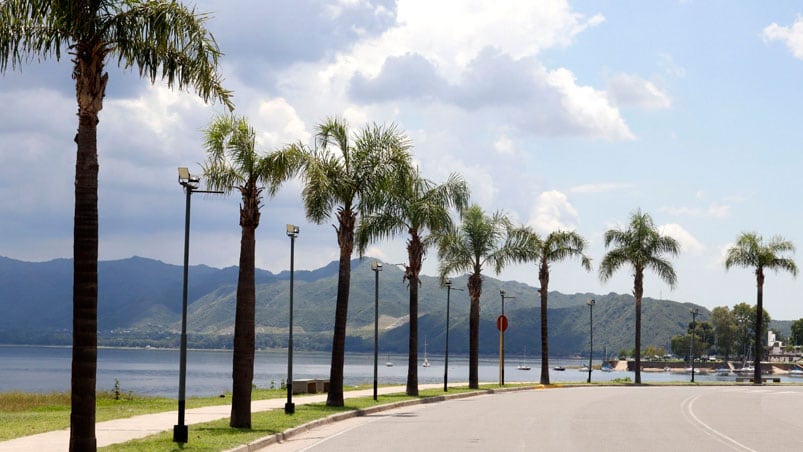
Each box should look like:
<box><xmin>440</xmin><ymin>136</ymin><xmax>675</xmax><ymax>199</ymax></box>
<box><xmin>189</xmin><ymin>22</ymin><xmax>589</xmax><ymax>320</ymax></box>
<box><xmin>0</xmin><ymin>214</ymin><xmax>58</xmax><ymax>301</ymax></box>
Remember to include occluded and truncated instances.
<box><xmin>3</xmin><ymin>0</ymin><xmax>803</xmax><ymax>320</ymax></box>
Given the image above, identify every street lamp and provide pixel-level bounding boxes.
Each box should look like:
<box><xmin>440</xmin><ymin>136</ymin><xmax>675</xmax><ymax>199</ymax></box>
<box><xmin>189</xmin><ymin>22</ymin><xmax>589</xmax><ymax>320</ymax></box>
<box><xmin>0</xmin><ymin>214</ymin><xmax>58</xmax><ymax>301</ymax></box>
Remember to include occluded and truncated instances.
<box><xmin>371</xmin><ymin>260</ymin><xmax>383</xmax><ymax>401</ymax></box>
<box><xmin>285</xmin><ymin>224</ymin><xmax>299</xmax><ymax>414</ymax></box>
<box><xmin>586</xmin><ymin>298</ymin><xmax>595</xmax><ymax>384</ymax></box>
<box><xmin>174</xmin><ymin>167</ymin><xmax>222</xmax><ymax>444</ymax></box>
<box><xmin>499</xmin><ymin>289</ymin><xmax>515</xmax><ymax>386</ymax></box>
<box><xmin>444</xmin><ymin>279</ymin><xmax>463</xmax><ymax>392</ymax></box>
<box><xmin>690</xmin><ymin>307</ymin><xmax>700</xmax><ymax>383</ymax></box>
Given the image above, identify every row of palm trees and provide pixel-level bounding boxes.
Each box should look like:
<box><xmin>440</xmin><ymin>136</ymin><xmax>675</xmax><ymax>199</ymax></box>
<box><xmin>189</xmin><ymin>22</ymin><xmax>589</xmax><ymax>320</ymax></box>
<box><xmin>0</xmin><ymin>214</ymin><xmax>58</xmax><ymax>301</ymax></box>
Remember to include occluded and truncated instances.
<box><xmin>1</xmin><ymin>3</ymin><xmax>797</xmax><ymax>450</ymax></box>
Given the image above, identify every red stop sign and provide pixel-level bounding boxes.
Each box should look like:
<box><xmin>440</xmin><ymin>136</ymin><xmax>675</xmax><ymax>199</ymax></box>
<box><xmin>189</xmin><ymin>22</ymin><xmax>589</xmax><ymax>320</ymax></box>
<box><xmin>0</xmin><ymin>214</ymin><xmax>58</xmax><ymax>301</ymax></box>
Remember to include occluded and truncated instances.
<box><xmin>496</xmin><ymin>314</ymin><xmax>508</xmax><ymax>332</ymax></box>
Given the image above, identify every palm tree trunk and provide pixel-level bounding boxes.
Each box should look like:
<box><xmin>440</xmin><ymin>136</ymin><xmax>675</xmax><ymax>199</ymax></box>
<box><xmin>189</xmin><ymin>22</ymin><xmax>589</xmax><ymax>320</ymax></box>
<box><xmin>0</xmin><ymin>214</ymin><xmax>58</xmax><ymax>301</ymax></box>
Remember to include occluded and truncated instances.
<box><xmin>539</xmin><ymin>263</ymin><xmax>550</xmax><ymax>385</ymax></box>
<box><xmin>633</xmin><ymin>270</ymin><xmax>644</xmax><ymax>384</ymax></box>
<box><xmin>467</xmin><ymin>273</ymin><xmax>482</xmax><ymax>389</ymax></box>
<box><xmin>70</xmin><ymin>105</ymin><xmax>99</xmax><ymax>452</ymax></box>
<box><xmin>327</xmin><ymin>210</ymin><xmax>355</xmax><ymax>407</ymax></box>
<box><xmin>754</xmin><ymin>270</ymin><xmax>764</xmax><ymax>385</ymax></box>
<box><xmin>70</xmin><ymin>45</ymin><xmax>106</xmax><ymax>452</ymax></box>
<box><xmin>406</xmin><ymin>235</ymin><xmax>423</xmax><ymax>396</ymax></box>
<box><xmin>230</xmin><ymin>224</ymin><xmax>256</xmax><ymax>428</ymax></box>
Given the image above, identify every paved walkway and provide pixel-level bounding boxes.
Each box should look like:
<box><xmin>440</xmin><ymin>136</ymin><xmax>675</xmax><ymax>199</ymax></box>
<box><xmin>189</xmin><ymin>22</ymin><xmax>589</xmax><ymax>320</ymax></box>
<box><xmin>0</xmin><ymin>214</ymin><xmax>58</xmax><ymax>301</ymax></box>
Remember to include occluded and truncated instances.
<box><xmin>0</xmin><ymin>384</ymin><xmax>450</xmax><ymax>451</ymax></box>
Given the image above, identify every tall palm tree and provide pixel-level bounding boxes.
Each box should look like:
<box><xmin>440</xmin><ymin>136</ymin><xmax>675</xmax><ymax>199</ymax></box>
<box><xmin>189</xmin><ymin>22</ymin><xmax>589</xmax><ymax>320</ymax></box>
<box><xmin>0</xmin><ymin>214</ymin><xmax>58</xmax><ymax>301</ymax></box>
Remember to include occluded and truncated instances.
<box><xmin>725</xmin><ymin>232</ymin><xmax>797</xmax><ymax>384</ymax></box>
<box><xmin>202</xmin><ymin>115</ymin><xmax>298</xmax><ymax>428</ymax></box>
<box><xmin>289</xmin><ymin>117</ymin><xmax>412</xmax><ymax>406</ymax></box>
<box><xmin>598</xmin><ymin>209</ymin><xmax>679</xmax><ymax>384</ymax></box>
<box><xmin>358</xmin><ymin>169</ymin><xmax>469</xmax><ymax>396</ymax></box>
<box><xmin>506</xmin><ymin>227</ymin><xmax>591</xmax><ymax>384</ymax></box>
<box><xmin>0</xmin><ymin>2</ymin><xmax>231</xmax><ymax>449</ymax></box>
<box><xmin>436</xmin><ymin>204</ymin><xmax>514</xmax><ymax>389</ymax></box>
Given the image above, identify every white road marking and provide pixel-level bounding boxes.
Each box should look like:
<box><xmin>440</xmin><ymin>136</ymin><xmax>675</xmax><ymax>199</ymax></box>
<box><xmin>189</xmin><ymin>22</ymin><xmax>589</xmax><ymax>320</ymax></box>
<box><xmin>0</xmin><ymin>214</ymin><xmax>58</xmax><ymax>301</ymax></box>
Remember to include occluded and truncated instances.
<box><xmin>681</xmin><ymin>393</ymin><xmax>757</xmax><ymax>452</ymax></box>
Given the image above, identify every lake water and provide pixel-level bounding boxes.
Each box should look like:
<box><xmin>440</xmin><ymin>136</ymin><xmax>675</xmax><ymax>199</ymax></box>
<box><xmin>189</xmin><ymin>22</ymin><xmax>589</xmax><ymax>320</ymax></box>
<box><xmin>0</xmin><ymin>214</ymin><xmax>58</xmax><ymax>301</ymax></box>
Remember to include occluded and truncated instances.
<box><xmin>0</xmin><ymin>345</ymin><xmax>796</xmax><ymax>397</ymax></box>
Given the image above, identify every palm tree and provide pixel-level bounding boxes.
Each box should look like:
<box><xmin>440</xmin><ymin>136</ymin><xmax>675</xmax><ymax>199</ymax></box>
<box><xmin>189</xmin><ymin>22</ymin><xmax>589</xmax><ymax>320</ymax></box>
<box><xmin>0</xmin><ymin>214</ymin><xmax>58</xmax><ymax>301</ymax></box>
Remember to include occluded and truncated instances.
<box><xmin>0</xmin><ymin>3</ymin><xmax>231</xmax><ymax>449</ymax></box>
<box><xmin>289</xmin><ymin>117</ymin><xmax>412</xmax><ymax>406</ymax></box>
<box><xmin>436</xmin><ymin>204</ymin><xmax>514</xmax><ymax>389</ymax></box>
<box><xmin>358</xmin><ymin>169</ymin><xmax>469</xmax><ymax>396</ymax></box>
<box><xmin>725</xmin><ymin>232</ymin><xmax>797</xmax><ymax>384</ymax></box>
<box><xmin>506</xmin><ymin>228</ymin><xmax>591</xmax><ymax>384</ymax></box>
<box><xmin>598</xmin><ymin>209</ymin><xmax>679</xmax><ymax>384</ymax></box>
<box><xmin>202</xmin><ymin>115</ymin><xmax>298</xmax><ymax>428</ymax></box>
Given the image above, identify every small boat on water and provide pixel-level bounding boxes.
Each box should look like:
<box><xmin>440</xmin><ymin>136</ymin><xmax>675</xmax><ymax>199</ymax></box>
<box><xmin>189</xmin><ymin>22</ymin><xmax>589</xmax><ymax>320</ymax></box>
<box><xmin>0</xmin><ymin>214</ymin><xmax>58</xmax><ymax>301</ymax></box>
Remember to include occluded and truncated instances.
<box><xmin>601</xmin><ymin>363</ymin><xmax>613</xmax><ymax>372</ymax></box>
<box><xmin>714</xmin><ymin>367</ymin><xmax>731</xmax><ymax>376</ymax></box>
<box><xmin>734</xmin><ymin>366</ymin><xmax>754</xmax><ymax>376</ymax></box>
<box><xmin>517</xmin><ymin>347</ymin><xmax>531</xmax><ymax>370</ymax></box>
<box><xmin>789</xmin><ymin>366</ymin><xmax>803</xmax><ymax>377</ymax></box>
<box><xmin>385</xmin><ymin>352</ymin><xmax>394</xmax><ymax>367</ymax></box>
<box><xmin>579</xmin><ymin>365</ymin><xmax>592</xmax><ymax>373</ymax></box>
<box><xmin>422</xmin><ymin>339</ymin><xmax>431</xmax><ymax>367</ymax></box>
<box><xmin>552</xmin><ymin>366</ymin><xmax>566</xmax><ymax>371</ymax></box>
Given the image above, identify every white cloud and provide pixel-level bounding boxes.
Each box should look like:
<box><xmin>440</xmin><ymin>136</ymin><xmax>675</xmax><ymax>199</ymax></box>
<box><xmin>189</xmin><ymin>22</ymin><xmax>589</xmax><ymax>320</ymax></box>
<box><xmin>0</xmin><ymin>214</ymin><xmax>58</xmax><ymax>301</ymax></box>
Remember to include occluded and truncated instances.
<box><xmin>606</xmin><ymin>73</ymin><xmax>672</xmax><ymax>110</ymax></box>
<box><xmin>763</xmin><ymin>17</ymin><xmax>803</xmax><ymax>60</ymax></box>
<box><xmin>494</xmin><ymin>134</ymin><xmax>515</xmax><ymax>155</ymax></box>
<box><xmin>527</xmin><ymin>190</ymin><xmax>579</xmax><ymax>233</ymax></box>
<box><xmin>570</xmin><ymin>182</ymin><xmax>635</xmax><ymax>194</ymax></box>
<box><xmin>253</xmin><ymin>98</ymin><xmax>310</xmax><ymax>149</ymax></box>
<box><xmin>658</xmin><ymin>223</ymin><xmax>704</xmax><ymax>255</ymax></box>
<box><xmin>660</xmin><ymin>203</ymin><xmax>730</xmax><ymax>218</ymax></box>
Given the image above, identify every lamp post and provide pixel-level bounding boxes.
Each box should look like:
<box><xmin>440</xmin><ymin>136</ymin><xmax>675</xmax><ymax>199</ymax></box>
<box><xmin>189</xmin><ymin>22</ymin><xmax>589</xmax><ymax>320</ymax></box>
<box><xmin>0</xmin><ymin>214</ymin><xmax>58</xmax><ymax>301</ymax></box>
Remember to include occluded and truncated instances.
<box><xmin>174</xmin><ymin>167</ymin><xmax>222</xmax><ymax>444</ymax></box>
<box><xmin>690</xmin><ymin>307</ymin><xmax>700</xmax><ymax>383</ymax></box>
<box><xmin>285</xmin><ymin>224</ymin><xmax>299</xmax><ymax>414</ymax></box>
<box><xmin>371</xmin><ymin>260</ymin><xmax>383</xmax><ymax>401</ymax></box>
<box><xmin>586</xmin><ymin>298</ymin><xmax>595</xmax><ymax>384</ymax></box>
<box><xmin>499</xmin><ymin>289</ymin><xmax>515</xmax><ymax>386</ymax></box>
<box><xmin>444</xmin><ymin>279</ymin><xmax>463</xmax><ymax>392</ymax></box>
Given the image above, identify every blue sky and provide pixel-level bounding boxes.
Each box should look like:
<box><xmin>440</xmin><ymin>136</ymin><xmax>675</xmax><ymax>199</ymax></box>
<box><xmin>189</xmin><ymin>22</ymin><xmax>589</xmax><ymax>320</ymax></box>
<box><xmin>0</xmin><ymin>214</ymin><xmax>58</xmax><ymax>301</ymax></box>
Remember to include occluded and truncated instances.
<box><xmin>3</xmin><ymin>1</ymin><xmax>803</xmax><ymax>320</ymax></box>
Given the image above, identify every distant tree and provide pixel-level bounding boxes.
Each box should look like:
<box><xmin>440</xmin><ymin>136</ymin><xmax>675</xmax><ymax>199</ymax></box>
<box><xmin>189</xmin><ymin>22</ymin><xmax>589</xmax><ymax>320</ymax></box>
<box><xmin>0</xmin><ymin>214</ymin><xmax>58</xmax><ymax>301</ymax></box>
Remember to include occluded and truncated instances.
<box><xmin>725</xmin><ymin>232</ymin><xmax>796</xmax><ymax>384</ymax></box>
<box><xmin>0</xmin><ymin>2</ymin><xmax>231</xmax><ymax>448</ymax></box>
<box><xmin>689</xmin><ymin>321</ymin><xmax>715</xmax><ymax>350</ymax></box>
<box><xmin>670</xmin><ymin>335</ymin><xmax>708</xmax><ymax>360</ymax></box>
<box><xmin>357</xmin><ymin>169</ymin><xmax>469</xmax><ymax>396</ymax></box>
<box><xmin>791</xmin><ymin>319</ymin><xmax>803</xmax><ymax>346</ymax></box>
<box><xmin>644</xmin><ymin>345</ymin><xmax>666</xmax><ymax>359</ymax></box>
<box><xmin>711</xmin><ymin>306</ymin><xmax>738</xmax><ymax>361</ymax></box>
<box><xmin>504</xmin><ymin>227</ymin><xmax>591</xmax><ymax>385</ymax></box>
<box><xmin>202</xmin><ymin>115</ymin><xmax>299</xmax><ymax>428</ymax></box>
<box><xmin>599</xmin><ymin>209</ymin><xmax>680</xmax><ymax>384</ymax></box>
<box><xmin>436</xmin><ymin>205</ymin><xmax>515</xmax><ymax>388</ymax></box>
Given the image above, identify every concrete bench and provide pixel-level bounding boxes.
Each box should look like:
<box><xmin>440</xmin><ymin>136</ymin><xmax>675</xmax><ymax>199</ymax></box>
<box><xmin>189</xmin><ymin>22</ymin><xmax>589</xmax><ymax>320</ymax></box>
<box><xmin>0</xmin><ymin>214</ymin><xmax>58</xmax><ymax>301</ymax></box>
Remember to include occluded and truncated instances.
<box><xmin>736</xmin><ymin>377</ymin><xmax>781</xmax><ymax>383</ymax></box>
<box><xmin>291</xmin><ymin>379</ymin><xmax>329</xmax><ymax>394</ymax></box>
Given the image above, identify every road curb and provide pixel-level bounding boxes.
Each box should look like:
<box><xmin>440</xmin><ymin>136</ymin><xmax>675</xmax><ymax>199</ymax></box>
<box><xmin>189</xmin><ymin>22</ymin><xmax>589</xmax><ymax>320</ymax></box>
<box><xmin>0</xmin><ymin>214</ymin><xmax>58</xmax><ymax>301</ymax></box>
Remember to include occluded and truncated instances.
<box><xmin>226</xmin><ymin>385</ymin><xmax>534</xmax><ymax>452</ymax></box>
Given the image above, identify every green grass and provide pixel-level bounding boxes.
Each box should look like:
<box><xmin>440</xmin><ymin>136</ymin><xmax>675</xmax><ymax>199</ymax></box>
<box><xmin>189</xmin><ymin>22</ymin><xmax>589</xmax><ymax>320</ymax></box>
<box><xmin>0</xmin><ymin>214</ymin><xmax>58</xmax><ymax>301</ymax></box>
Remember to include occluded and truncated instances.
<box><xmin>0</xmin><ymin>387</ymin><xmax>288</xmax><ymax>441</ymax></box>
<box><xmin>100</xmin><ymin>387</ymin><xmax>492</xmax><ymax>452</ymax></box>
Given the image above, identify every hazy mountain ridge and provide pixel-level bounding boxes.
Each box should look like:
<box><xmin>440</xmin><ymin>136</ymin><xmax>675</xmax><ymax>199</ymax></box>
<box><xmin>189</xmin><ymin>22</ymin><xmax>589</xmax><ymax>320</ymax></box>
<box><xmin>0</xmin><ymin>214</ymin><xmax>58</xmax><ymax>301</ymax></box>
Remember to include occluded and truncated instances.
<box><xmin>0</xmin><ymin>255</ymin><xmax>791</xmax><ymax>356</ymax></box>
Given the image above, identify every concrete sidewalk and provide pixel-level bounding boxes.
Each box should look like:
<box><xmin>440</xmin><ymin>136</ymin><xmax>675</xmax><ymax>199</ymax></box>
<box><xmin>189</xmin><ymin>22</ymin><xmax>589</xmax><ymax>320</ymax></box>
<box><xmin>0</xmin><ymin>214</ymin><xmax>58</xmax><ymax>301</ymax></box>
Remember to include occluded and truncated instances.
<box><xmin>0</xmin><ymin>384</ymin><xmax>448</xmax><ymax>451</ymax></box>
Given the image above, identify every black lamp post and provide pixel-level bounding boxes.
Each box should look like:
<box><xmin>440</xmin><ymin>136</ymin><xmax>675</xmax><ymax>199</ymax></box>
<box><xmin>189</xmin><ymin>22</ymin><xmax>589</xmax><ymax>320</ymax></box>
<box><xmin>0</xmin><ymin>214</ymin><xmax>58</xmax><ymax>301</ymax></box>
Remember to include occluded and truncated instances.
<box><xmin>586</xmin><ymin>298</ymin><xmax>595</xmax><ymax>384</ymax></box>
<box><xmin>690</xmin><ymin>307</ymin><xmax>700</xmax><ymax>383</ymax></box>
<box><xmin>444</xmin><ymin>279</ymin><xmax>463</xmax><ymax>392</ymax></box>
<box><xmin>174</xmin><ymin>167</ymin><xmax>222</xmax><ymax>444</ymax></box>
<box><xmin>285</xmin><ymin>224</ymin><xmax>299</xmax><ymax>414</ymax></box>
<box><xmin>499</xmin><ymin>289</ymin><xmax>515</xmax><ymax>386</ymax></box>
<box><xmin>371</xmin><ymin>260</ymin><xmax>383</xmax><ymax>401</ymax></box>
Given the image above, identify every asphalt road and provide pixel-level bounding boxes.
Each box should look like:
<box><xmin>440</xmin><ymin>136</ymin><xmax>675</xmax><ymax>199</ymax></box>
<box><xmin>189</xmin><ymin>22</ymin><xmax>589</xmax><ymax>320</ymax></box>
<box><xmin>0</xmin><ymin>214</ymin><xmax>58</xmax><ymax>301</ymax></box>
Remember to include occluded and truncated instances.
<box><xmin>261</xmin><ymin>385</ymin><xmax>803</xmax><ymax>451</ymax></box>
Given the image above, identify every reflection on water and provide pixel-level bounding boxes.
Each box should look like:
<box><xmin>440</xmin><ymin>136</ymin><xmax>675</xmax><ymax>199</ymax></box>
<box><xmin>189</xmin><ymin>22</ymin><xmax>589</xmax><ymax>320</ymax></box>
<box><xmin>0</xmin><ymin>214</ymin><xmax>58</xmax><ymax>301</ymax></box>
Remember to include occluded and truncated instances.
<box><xmin>0</xmin><ymin>345</ymin><xmax>798</xmax><ymax>397</ymax></box>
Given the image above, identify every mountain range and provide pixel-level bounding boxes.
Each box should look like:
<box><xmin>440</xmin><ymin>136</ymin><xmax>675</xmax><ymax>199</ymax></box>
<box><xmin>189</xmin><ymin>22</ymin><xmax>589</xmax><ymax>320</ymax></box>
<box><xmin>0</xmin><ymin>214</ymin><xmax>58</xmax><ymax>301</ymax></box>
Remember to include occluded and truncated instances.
<box><xmin>0</xmin><ymin>255</ymin><xmax>792</xmax><ymax>357</ymax></box>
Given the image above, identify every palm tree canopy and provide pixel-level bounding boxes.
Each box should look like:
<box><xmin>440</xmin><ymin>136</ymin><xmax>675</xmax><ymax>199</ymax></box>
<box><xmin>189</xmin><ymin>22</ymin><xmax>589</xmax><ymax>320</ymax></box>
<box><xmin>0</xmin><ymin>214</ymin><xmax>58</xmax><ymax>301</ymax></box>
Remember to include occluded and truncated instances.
<box><xmin>202</xmin><ymin>114</ymin><xmax>299</xmax><ymax>198</ymax></box>
<box><xmin>293</xmin><ymin>117</ymin><xmax>413</xmax><ymax>225</ymax></box>
<box><xmin>725</xmin><ymin>232</ymin><xmax>798</xmax><ymax>276</ymax></box>
<box><xmin>437</xmin><ymin>204</ymin><xmax>512</xmax><ymax>280</ymax></box>
<box><xmin>0</xmin><ymin>0</ymin><xmax>232</xmax><ymax>109</ymax></box>
<box><xmin>357</xmin><ymin>169</ymin><xmax>469</xmax><ymax>254</ymax></box>
<box><xmin>598</xmin><ymin>209</ymin><xmax>680</xmax><ymax>287</ymax></box>
<box><xmin>504</xmin><ymin>227</ymin><xmax>592</xmax><ymax>272</ymax></box>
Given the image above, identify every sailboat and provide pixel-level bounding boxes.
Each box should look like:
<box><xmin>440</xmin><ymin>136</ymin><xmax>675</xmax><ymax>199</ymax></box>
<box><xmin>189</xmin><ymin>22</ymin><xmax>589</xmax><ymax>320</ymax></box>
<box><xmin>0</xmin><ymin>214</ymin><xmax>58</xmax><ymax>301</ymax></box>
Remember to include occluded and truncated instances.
<box><xmin>422</xmin><ymin>338</ymin><xmax>431</xmax><ymax>367</ymax></box>
<box><xmin>517</xmin><ymin>347</ymin><xmax>531</xmax><ymax>371</ymax></box>
<box><xmin>385</xmin><ymin>352</ymin><xmax>393</xmax><ymax>367</ymax></box>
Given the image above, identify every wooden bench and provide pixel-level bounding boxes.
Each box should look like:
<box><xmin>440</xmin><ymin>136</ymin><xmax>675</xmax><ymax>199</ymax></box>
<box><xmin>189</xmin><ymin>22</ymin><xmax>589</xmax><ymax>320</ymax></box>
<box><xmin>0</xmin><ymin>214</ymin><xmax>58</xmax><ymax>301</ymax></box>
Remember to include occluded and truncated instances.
<box><xmin>291</xmin><ymin>379</ymin><xmax>329</xmax><ymax>394</ymax></box>
<box><xmin>736</xmin><ymin>377</ymin><xmax>781</xmax><ymax>383</ymax></box>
